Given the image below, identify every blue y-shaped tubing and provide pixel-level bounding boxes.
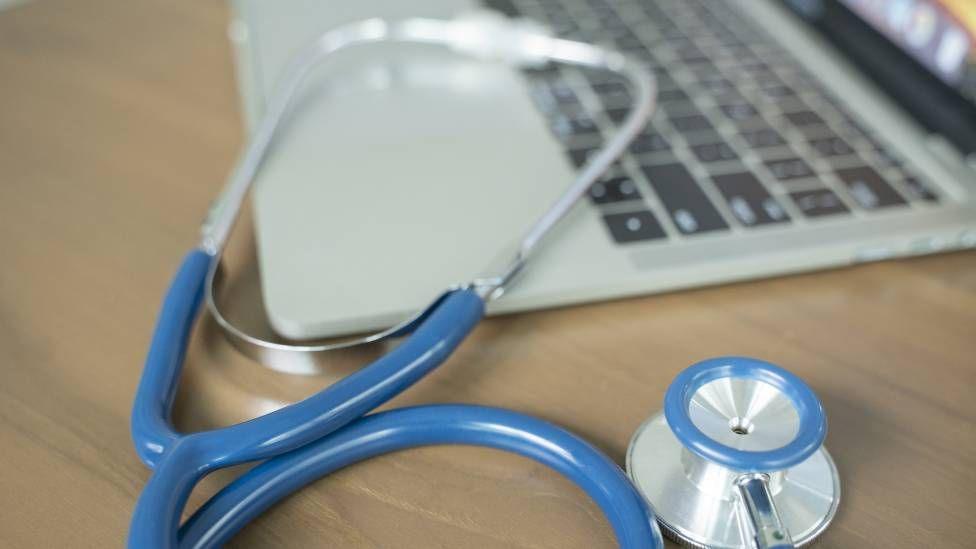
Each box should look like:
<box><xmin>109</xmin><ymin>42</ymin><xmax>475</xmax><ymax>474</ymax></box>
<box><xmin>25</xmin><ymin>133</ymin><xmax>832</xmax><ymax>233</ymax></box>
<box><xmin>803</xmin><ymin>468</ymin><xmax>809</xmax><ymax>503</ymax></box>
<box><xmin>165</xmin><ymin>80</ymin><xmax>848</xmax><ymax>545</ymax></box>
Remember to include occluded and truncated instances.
<box><xmin>129</xmin><ymin>250</ymin><xmax>662</xmax><ymax>548</ymax></box>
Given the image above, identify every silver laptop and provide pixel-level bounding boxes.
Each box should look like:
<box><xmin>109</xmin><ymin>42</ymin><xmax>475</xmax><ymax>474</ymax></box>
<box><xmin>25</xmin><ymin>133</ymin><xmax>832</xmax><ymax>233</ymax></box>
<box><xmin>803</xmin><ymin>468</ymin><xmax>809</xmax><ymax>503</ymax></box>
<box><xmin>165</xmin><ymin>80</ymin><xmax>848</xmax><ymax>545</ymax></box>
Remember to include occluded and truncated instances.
<box><xmin>228</xmin><ymin>0</ymin><xmax>976</xmax><ymax>340</ymax></box>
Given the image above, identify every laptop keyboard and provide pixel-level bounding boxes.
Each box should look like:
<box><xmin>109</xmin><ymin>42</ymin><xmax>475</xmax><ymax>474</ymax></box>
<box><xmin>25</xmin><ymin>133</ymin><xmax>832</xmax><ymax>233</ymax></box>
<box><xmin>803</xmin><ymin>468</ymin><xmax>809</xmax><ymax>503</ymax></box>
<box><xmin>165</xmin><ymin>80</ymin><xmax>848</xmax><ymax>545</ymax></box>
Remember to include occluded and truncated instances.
<box><xmin>484</xmin><ymin>0</ymin><xmax>942</xmax><ymax>244</ymax></box>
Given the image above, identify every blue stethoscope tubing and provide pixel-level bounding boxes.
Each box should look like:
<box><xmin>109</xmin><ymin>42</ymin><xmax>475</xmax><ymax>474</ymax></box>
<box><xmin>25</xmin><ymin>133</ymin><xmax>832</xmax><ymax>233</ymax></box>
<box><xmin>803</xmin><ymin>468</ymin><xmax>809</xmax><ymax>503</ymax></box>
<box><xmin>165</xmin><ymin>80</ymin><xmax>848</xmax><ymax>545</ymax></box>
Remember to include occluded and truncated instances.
<box><xmin>129</xmin><ymin>249</ymin><xmax>664</xmax><ymax>548</ymax></box>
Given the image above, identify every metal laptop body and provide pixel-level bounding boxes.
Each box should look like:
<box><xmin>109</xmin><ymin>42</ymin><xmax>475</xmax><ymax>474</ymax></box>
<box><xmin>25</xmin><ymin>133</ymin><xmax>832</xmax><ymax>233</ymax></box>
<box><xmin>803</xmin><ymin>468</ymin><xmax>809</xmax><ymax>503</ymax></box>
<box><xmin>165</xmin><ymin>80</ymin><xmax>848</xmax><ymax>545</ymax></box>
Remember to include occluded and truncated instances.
<box><xmin>229</xmin><ymin>0</ymin><xmax>976</xmax><ymax>340</ymax></box>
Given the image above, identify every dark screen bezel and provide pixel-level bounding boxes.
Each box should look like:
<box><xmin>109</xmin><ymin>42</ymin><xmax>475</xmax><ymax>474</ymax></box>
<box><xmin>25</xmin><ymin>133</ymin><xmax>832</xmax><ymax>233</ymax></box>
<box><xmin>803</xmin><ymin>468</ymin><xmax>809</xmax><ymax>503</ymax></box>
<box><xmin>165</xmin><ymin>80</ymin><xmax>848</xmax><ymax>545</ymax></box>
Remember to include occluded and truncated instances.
<box><xmin>778</xmin><ymin>0</ymin><xmax>976</xmax><ymax>155</ymax></box>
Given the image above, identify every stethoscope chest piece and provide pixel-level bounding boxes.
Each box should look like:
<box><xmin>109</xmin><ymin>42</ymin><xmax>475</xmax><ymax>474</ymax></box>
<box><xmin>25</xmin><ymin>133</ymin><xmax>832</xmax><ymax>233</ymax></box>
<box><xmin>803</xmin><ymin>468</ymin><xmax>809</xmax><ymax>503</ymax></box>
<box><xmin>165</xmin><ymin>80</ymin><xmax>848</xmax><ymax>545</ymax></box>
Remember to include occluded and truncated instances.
<box><xmin>626</xmin><ymin>357</ymin><xmax>840</xmax><ymax>549</ymax></box>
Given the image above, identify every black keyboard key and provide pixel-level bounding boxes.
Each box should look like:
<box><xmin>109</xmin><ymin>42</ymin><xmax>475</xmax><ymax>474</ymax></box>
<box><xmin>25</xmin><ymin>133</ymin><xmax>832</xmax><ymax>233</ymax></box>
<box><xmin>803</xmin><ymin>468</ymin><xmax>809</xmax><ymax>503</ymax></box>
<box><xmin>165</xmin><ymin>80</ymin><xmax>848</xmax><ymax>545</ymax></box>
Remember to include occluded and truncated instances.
<box><xmin>582</xmin><ymin>68</ymin><xmax>620</xmax><ymax>86</ymax></box>
<box><xmin>757</xmin><ymin>84</ymin><xmax>796</xmax><ymax>99</ymax></box>
<box><xmin>603</xmin><ymin>210</ymin><xmax>667</xmax><ymax>243</ymax></box>
<box><xmin>684</xmin><ymin>53</ymin><xmax>714</xmax><ymax>67</ymax></box>
<box><xmin>669</xmin><ymin>114</ymin><xmax>714</xmax><ymax>134</ymax></box>
<box><xmin>688</xmin><ymin>64</ymin><xmax>720</xmax><ymax>83</ymax></box>
<box><xmin>606</xmin><ymin>107</ymin><xmax>630</xmax><ymax>123</ymax></box>
<box><xmin>657</xmin><ymin>89</ymin><xmax>689</xmax><ymax>103</ymax></box>
<box><xmin>808</xmin><ymin>136</ymin><xmax>854</xmax><ymax>157</ymax></box>
<box><xmin>699</xmin><ymin>76</ymin><xmax>735</xmax><ymax>95</ymax></box>
<box><xmin>654</xmin><ymin>70</ymin><xmax>679</xmax><ymax>90</ymax></box>
<box><xmin>530</xmin><ymin>81</ymin><xmax>583</xmax><ymax>117</ymax></box>
<box><xmin>550</xmin><ymin>114</ymin><xmax>599</xmax><ymax>142</ymax></box>
<box><xmin>546</xmin><ymin>80</ymin><xmax>579</xmax><ymax>103</ymax></box>
<box><xmin>675</xmin><ymin>44</ymin><xmax>707</xmax><ymax>62</ymax></box>
<box><xmin>740</xmin><ymin>127</ymin><xmax>785</xmax><ymax>148</ymax></box>
<box><xmin>710</xmin><ymin>31</ymin><xmax>745</xmax><ymax>47</ymax></box>
<box><xmin>719</xmin><ymin>102</ymin><xmax>759</xmax><ymax>121</ymax></box>
<box><xmin>592</xmin><ymin>80</ymin><xmax>631</xmax><ymax>98</ymax></box>
<box><xmin>903</xmin><ymin>176</ymin><xmax>939</xmax><ymax>202</ymax></box>
<box><xmin>795</xmin><ymin>122</ymin><xmax>833</xmax><ymax>138</ymax></box>
<box><xmin>615</xmin><ymin>34</ymin><xmax>645</xmax><ymax>51</ymax></box>
<box><xmin>661</xmin><ymin>100</ymin><xmax>701</xmax><ymax>116</ymax></box>
<box><xmin>529</xmin><ymin>87</ymin><xmax>559</xmax><ymax>116</ymax></box>
<box><xmin>629</xmin><ymin>131</ymin><xmax>671</xmax><ymax>154</ymax></box>
<box><xmin>660</xmin><ymin>25</ymin><xmax>687</xmax><ymax>40</ymax></box>
<box><xmin>750</xmin><ymin>72</ymin><xmax>785</xmax><ymax>89</ymax></box>
<box><xmin>765</xmin><ymin>157</ymin><xmax>816</xmax><ymax>181</ymax></box>
<box><xmin>547</xmin><ymin>81</ymin><xmax>579</xmax><ymax>104</ymax></box>
<box><xmin>791</xmin><ymin>189</ymin><xmax>850</xmax><ymax>217</ymax></box>
<box><xmin>567</xmin><ymin>147</ymin><xmax>599</xmax><ymax>168</ymax></box>
<box><xmin>690</xmin><ymin>141</ymin><xmax>738</xmax><ymax>163</ymax></box>
<box><xmin>712</xmin><ymin>88</ymin><xmax>750</xmax><ymax>106</ymax></box>
<box><xmin>785</xmin><ymin>110</ymin><xmax>826</xmax><ymax>127</ymax></box>
<box><xmin>740</xmin><ymin>60</ymin><xmax>771</xmax><ymax>75</ymax></box>
<box><xmin>595</xmin><ymin>12</ymin><xmax>628</xmax><ymax>30</ymax></box>
<box><xmin>720</xmin><ymin>44</ymin><xmax>755</xmax><ymax>60</ymax></box>
<box><xmin>835</xmin><ymin>167</ymin><xmax>907</xmax><ymax>209</ymax></box>
<box><xmin>777</xmin><ymin>97</ymin><xmax>815</xmax><ymax>114</ymax></box>
<box><xmin>590</xmin><ymin>176</ymin><xmax>642</xmax><ymax>204</ymax></box>
<box><xmin>642</xmin><ymin>163</ymin><xmax>729</xmax><ymax>234</ymax></box>
<box><xmin>680</xmin><ymin>128</ymin><xmax>726</xmax><ymax>147</ymax></box>
<box><xmin>591</xmin><ymin>28</ymin><xmax>628</xmax><ymax>44</ymax></box>
<box><xmin>625</xmin><ymin>45</ymin><xmax>656</xmax><ymax>61</ymax></box>
<box><xmin>712</xmin><ymin>172</ymin><xmax>790</xmax><ymax>226</ymax></box>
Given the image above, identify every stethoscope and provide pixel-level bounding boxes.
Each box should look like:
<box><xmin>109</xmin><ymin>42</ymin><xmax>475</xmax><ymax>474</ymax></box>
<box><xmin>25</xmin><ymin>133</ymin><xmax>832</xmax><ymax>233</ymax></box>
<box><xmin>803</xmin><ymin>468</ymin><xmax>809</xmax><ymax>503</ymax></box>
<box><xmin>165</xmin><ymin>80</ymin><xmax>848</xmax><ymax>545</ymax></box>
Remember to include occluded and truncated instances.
<box><xmin>129</xmin><ymin>12</ymin><xmax>840</xmax><ymax>548</ymax></box>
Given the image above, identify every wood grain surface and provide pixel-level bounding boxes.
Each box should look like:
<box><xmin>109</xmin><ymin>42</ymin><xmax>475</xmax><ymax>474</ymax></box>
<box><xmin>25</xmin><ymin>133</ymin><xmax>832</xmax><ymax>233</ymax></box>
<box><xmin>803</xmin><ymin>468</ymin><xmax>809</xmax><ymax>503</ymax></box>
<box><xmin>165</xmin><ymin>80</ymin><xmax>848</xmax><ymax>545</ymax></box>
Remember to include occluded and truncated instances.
<box><xmin>1</xmin><ymin>1</ymin><xmax>974</xmax><ymax>547</ymax></box>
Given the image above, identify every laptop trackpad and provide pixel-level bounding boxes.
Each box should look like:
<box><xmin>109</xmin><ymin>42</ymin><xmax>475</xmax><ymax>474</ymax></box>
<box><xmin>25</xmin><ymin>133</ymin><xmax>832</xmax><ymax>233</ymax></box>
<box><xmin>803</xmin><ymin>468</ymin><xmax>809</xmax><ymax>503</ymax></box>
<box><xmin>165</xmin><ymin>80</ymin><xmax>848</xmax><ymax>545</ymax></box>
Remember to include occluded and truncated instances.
<box><xmin>253</xmin><ymin>45</ymin><xmax>573</xmax><ymax>338</ymax></box>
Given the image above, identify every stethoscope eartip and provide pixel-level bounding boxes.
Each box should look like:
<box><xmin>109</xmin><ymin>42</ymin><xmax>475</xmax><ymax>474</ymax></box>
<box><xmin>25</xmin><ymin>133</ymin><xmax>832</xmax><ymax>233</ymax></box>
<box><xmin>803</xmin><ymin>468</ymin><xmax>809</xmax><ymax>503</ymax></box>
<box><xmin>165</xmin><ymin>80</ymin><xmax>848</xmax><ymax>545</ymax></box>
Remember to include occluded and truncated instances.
<box><xmin>626</xmin><ymin>357</ymin><xmax>841</xmax><ymax>549</ymax></box>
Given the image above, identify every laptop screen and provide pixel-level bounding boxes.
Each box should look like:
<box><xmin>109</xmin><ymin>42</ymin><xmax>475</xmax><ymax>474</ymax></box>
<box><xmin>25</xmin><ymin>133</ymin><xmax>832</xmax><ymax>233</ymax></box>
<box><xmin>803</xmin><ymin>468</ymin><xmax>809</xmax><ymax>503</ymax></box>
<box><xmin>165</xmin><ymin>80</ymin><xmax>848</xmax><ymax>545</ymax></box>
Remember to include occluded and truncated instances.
<box><xmin>783</xmin><ymin>0</ymin><xmax>976</xmax><ymax>154</ymax></box>
<box><xmin>839</xmin><ymin>0</ymin><xmax>976</xmax><ymax>104</ymax></box>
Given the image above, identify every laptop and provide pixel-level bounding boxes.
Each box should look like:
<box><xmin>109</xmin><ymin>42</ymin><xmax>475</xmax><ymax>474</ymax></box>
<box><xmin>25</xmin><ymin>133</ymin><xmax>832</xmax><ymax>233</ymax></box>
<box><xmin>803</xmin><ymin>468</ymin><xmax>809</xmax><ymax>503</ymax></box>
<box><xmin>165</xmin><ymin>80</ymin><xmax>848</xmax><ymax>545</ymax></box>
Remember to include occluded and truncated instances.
<box><xmin>227</xmin><ymin>0</ymin><xmax>976</xmax><ymax>340</ymax></box>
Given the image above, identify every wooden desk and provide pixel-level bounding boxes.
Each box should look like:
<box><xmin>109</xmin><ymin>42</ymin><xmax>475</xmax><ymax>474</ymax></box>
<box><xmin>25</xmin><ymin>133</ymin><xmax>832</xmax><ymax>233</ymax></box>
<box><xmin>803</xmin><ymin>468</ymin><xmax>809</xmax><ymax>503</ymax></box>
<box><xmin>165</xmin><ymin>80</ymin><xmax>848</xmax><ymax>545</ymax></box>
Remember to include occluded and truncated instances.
<box><xmin>1</xmin><ymin>1</ymin><xmax>974</xmax><ymax>547</ymax></box>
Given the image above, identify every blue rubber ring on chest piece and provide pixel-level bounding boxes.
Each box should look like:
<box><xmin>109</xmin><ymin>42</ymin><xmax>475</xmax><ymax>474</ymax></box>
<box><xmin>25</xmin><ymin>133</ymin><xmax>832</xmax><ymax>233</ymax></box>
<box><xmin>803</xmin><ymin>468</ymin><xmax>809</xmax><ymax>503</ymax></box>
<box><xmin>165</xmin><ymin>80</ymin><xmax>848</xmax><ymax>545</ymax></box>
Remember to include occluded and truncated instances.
<box><xmin>663</xmin><ymin>356</ymin><xmax>827</xmax><ymax>472</ymax></box>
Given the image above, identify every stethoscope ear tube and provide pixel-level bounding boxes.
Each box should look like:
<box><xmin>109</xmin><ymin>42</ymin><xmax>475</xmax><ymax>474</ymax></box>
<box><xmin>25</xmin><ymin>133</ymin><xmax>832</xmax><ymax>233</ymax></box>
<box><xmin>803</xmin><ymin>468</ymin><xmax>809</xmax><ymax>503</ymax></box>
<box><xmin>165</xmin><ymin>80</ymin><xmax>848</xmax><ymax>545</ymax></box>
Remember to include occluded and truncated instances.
<box><xmin>195</xmin><ymin>12</ymin><xmax>656</xmax><ymax>375</ymax></box>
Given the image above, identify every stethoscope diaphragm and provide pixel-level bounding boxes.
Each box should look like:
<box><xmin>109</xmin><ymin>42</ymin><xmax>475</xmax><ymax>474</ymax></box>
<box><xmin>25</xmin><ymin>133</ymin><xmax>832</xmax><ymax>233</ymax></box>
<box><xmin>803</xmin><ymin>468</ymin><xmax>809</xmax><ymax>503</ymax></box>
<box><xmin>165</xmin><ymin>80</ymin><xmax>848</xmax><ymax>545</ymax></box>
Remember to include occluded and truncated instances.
<box><xmin>627</xmin><ymin>357</ymin><xmax>841</xmax><ymax>548</ymax></box>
